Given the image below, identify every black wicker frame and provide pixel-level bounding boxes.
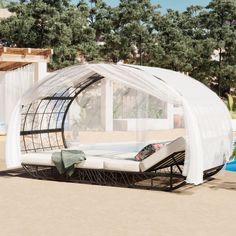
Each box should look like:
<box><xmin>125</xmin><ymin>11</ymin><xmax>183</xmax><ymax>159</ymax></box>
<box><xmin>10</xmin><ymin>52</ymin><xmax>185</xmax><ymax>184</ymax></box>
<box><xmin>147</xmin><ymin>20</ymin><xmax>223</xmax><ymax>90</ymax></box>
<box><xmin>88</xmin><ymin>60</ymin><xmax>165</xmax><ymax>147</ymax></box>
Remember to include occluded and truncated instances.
<box><xmin>20</xmin><ymin>73</ymin><xmax>103</xmax><ymax>153</ymax></box>
<box><xmin>19</xmin><ymin>72</ymin><xmax>223</xmax><ymax>191</ymax></box>
<box><xmin>21</xmin><ymin>150</ymin><xmax>223</xmax><ymax>191</ymax></box>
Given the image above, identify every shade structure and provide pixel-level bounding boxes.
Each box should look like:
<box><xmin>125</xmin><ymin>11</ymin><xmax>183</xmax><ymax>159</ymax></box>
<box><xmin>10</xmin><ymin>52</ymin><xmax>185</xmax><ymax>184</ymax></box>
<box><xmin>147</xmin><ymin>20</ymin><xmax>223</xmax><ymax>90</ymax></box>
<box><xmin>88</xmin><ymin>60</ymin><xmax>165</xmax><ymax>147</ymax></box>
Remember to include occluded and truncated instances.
<box><xmin>6</xmin><ymin>64</ymin><xmax>233</xmax><ymax>184</ymax></box>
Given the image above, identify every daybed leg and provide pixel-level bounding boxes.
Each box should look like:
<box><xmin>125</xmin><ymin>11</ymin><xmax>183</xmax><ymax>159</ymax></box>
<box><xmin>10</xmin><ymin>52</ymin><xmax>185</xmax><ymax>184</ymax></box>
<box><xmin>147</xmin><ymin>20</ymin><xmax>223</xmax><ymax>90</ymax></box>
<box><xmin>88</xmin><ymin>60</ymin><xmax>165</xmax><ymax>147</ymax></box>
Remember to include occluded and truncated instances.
<box><xmin>151</xmin><ymin>171</ymin><xmax>156</xmax><ymax>188</ymax></box>
<box><xmin>170</xmin><ymin>165</ymin><xmax>173</xmax><ymax>191</ymax></box>
<box><xmin>35</xmin><ymin>166</ymin><xmax>39</xmax><ymax>178</ymax></box>
<box><xmin>129</xmin><ymin>173</ymin><xmax>135</xmax><ymax>188</ymax></box>
<box><xmin>151</xmin><ymin>177</ymin><xmax>154</xmax><ymax>188</ymax></box>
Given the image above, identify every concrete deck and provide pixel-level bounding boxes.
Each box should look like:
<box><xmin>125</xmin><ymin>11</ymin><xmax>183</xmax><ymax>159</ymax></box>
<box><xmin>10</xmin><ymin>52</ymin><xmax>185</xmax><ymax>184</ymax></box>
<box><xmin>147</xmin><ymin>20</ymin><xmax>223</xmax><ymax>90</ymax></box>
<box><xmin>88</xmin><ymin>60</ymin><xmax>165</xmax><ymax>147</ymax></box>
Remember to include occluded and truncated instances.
<box><xmin>1</xmin><ymin>132</ymin><xmax>236</xmax><ymax>236</ymax></box>
<box><xmin>0</xmin><ymin>170</ymin><xmax>236</xmax><ymax>236</ymax></box>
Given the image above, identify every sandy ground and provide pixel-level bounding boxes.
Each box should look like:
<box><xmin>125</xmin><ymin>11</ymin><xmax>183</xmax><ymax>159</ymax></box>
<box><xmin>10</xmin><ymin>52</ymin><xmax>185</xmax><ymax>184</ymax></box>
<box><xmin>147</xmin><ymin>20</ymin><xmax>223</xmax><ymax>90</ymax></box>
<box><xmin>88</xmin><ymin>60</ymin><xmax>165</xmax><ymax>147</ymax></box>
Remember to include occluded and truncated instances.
<box><xmin>0</xmin><ymin>170</ymin><xmax>236</xmax><ymax>236</ymax></box>
<box><xmin>1</xmin><ymin>131</ymin><xmax>236</xmax><ymax>236</ymax></box>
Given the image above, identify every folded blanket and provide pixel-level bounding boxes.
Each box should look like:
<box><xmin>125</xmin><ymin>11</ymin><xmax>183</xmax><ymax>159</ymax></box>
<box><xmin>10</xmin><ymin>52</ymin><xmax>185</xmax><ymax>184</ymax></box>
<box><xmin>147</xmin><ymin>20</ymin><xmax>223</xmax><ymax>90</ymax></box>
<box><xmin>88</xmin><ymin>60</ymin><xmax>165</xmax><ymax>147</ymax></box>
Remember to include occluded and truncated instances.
<box><xmin>52</xmin><ymin>150</ymin><xmax>86</xmax><ymax>176</ymax></box>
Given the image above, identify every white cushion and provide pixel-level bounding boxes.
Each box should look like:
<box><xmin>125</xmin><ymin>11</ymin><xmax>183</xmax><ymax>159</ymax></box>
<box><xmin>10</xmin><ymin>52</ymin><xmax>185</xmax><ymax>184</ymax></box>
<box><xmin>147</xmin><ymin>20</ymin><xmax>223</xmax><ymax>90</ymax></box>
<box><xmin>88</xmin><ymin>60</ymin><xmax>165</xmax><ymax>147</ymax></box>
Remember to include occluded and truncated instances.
<box><xmin>140</xmin><ymin>137</ymin><xmax>185</xmax><ymax>172</ymax></box>
<box><xmin>21</xmin><ymin>153</ymin><xmax>54</xmax><ymax>166</ymax></box>
<box><xmin>112</xmin><ymin>152</ymin><xmax>137</xmax><ymax>159</ymax></box>
<box><xmin>21</xmin><ymin>152</ymin><xmax>140</xmax><ymax>172</ymax></box>
<box><xmin>84</xmin><ymin>150</ymin><xmax>137</xmax><ymax>159</ymax></box>
<box><xmin>104</xmin><ymin>159</ymin><xmax>140</xmax><ymax>172</ymax></box>
<box><xmin>76</xmin><ymin>156</ymin><xmax>104</xmax><ymax>169</ymax></box>
<box><xmin>21</xmin><ymin>137</ymin><xmax>185</xmax><ymax>173</ymax></box>
<box><xmin>21</xmin><ymin>153</ymin><xmax>104</xmax><ymax>169</ymax></box>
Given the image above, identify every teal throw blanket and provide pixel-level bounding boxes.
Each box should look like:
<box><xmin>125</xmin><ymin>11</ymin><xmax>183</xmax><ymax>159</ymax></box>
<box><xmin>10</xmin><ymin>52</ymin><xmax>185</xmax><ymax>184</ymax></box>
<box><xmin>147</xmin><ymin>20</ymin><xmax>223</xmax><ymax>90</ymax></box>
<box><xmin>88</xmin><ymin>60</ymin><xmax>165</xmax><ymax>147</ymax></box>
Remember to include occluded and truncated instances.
<box><xmin>52</xmin><ymin>150</ymin><xmax>86</xmax><ymax>176</ymax></box>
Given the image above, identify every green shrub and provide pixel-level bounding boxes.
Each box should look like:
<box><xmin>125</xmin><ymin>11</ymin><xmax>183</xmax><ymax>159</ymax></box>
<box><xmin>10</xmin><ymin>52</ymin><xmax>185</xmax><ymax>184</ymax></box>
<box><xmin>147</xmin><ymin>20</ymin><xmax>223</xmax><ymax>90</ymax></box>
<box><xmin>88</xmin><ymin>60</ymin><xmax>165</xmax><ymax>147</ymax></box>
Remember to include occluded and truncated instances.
<box><xmin>226</xmin><ymin>94</ymin><xmax>236</xmax><ymax>119</ymax></box>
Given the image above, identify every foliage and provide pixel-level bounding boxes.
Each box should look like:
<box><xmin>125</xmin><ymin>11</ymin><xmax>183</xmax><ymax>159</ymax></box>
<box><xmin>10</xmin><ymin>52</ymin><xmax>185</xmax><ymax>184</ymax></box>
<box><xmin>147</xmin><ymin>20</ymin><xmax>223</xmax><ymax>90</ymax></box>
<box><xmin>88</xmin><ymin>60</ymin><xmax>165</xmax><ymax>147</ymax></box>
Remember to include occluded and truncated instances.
<box><xmin>226</xmin><ymin>94</ymin><xmax>236</xmax><ymax>118</ymax></box>
<box><xmin>0</xmin><ymin>0</ymin><xmax>235</xmax><ymax>95</ymax></box>
<box><xmin>101</xmin><ymin>0</ymin><xmax>160</xmax><ymax>64</ymax></box>
<box><xmin>0</xmin><ymin>0</ymin><xmax>9</xmax><ymax>8</ymax></box>
<box><xmin>0</xmin><ymin>0</ymin><xmax>97</xmax><ymax>69</ymax></box>
<box><xmin>200</xmin><ymin>0</ymin><xmax>236</xmax><ymax>95</ymax></box>
<box><xmin>231</xmin><ymin>141</ymin><xmax>236</xmax><ymax>160</ymax></box>
<box><xmin>227</xmin><ymin>93</ymin><xmax>234</xmax><ymax>111</ymax></box>
<box><xmin>233</xmin><ymin>148</ymin><xmax>236</xmax><ymax>160</ymax></box>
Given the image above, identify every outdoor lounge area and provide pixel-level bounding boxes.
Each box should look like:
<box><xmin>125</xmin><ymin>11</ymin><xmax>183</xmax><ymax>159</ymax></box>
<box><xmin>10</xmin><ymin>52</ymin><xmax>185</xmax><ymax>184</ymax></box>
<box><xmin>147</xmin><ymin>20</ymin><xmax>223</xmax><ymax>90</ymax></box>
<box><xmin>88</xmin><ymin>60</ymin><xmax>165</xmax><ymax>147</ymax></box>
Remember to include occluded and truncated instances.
<box><xmin>5</xmin><ymin>64</ymin><xmax>233</xmax><ymax>191</ymax></box>
<box><xmin>1</xmin><ymin>1</ymin><xmax>236</xmax><ymax>235</ymax></box>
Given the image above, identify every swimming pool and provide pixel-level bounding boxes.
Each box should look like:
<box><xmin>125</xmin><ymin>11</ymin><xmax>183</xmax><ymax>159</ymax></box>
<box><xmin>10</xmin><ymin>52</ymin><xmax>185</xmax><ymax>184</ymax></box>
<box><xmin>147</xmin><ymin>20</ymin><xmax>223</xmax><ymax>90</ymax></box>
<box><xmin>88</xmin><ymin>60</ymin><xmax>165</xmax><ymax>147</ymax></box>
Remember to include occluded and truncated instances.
<box><xmin>226</xmin><ymin>160</ymin><xmax>236</xmax><ymax>172</ymax></box>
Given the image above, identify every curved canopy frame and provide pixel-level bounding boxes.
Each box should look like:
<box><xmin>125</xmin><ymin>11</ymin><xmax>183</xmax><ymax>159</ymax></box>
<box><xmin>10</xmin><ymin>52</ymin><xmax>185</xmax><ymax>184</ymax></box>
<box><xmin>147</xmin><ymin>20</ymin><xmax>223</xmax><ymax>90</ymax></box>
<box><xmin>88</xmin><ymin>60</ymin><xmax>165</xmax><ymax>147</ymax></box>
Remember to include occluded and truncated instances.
<box><xmin>6</xmin><ymin>64</ymin><xmax>233</xmax><ymax>185</ymax></box>
<box><xmin>20</xmin><ymin>73</ymin><xmax>103</xmax><ymax>152</ymax></box>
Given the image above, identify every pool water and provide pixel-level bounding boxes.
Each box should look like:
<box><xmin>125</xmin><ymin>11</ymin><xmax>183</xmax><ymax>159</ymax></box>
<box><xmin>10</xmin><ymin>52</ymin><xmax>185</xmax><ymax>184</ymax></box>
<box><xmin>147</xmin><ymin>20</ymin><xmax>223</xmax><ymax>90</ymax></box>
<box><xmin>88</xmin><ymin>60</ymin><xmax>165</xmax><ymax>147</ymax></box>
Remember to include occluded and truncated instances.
<box><xmin>226</xmin><ymin>160</ymin><xmax>236</xmax><ymax>172</ymax></box>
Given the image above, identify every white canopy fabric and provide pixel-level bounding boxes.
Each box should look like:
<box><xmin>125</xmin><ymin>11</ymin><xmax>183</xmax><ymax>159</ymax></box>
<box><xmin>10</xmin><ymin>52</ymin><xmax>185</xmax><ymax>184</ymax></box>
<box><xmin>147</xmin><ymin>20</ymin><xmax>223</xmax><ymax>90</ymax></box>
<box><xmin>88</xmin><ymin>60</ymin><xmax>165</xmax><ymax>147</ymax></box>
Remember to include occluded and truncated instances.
<box><xmin>6</xmin><ymin>64</ymin><xmax>233</xmax><ymax>184</ymax></box>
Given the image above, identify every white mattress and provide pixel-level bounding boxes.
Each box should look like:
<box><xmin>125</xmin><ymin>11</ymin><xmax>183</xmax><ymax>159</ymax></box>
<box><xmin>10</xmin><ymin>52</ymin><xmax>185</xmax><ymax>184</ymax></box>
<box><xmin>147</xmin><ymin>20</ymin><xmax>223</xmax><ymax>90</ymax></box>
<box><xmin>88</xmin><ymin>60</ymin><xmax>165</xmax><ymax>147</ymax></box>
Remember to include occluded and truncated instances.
<box><xmin>140</xmin><ymin>137</ymin><xmax>185</xmax><ymax>171</ymax></box>
<box><xmin>21</xmin><ymin>150</ymin><xmax>140</xmax><ymax>172</ymax></box>
<box><xmin>21</xmin><ymin>137</ymin><xmax>185</xmax><ymax>173</ymax></box>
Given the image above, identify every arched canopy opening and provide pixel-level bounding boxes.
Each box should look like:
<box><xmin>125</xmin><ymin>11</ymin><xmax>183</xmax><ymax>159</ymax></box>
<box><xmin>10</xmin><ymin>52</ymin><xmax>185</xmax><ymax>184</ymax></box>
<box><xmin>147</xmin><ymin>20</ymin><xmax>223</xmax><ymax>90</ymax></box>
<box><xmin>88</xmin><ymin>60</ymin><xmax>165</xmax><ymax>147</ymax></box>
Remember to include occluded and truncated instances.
<box><xmin>6</xmin><ymin>64</ymin><xmax>233</xmax><ymax>184</ymax></box>
<box><xmin>20</xmin><ymin>73</ymin><xmax>103</xmax><ymax>152</ymax></box>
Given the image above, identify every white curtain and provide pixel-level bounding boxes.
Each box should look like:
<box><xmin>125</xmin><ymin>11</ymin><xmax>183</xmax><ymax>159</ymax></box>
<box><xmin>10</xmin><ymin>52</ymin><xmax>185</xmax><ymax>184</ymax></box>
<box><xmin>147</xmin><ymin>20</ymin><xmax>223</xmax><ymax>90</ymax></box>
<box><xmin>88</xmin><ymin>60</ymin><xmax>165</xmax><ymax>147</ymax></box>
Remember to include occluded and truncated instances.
<box><xmin>5</xmin><ymin>100</ymin><xmax>22</xmax><ymax>168</ymax></box>
<box><xmin>6</xmin><ymin>64</ymin><xmax>233</xmax><ymax>184</ymax></box>
<box><xmin>0</xmin><ymin>72</ymin><xmax>6</xmax><ymax>126</ymax></box>
<box><xmin>127</xmin><ymin>65</ymin><xmax>233</xmax><ymax>184</ymax></box>
<box><xmin>2</xmin><ymin>64</ymin><xmax>34</xmax><ymax>125</ymax></box>
<box><xmin>5</xmin><ymin>65</ymin><xmax>35</xmax><ymax>167</ymax></box>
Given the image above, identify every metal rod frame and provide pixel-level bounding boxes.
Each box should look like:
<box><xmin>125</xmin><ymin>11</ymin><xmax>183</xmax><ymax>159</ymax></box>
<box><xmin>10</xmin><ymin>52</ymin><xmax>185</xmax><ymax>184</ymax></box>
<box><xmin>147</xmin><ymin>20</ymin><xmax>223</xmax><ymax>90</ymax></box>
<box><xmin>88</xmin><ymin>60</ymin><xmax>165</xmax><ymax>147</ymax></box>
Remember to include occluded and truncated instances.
<box><xmin>20</xmin><ymin>74</ymin><xmax>103</xmax><ymax>153</ymax></box>
<box><xmin>19</xmin><ymin>72</ymin><xmax>224</xmax><ymax>191</ymax></box>
<box><xmin>21</xmin><ymin>150</ymin><xmax>224</xmax><ymax>191</ymax></box>
<box><xmin>22</xmin><ymin>163</ymin><xmax>186</xmax><ymax>191</ymax></box>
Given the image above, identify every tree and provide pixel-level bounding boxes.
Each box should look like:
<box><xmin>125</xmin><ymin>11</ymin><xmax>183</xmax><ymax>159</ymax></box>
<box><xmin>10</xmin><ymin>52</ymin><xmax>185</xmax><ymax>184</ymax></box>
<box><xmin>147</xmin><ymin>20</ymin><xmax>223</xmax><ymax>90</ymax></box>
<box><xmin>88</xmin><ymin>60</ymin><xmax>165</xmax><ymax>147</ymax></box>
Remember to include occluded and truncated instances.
<box><xmin>177</xmin><ymin>6</ymin><xmax>216</xmax><ymax>85</ymax></box>
<box><xmin>0</xmin><ymin>0</ymin><xmax>5</xmax><ymax>7</ymax></box>
<box><xmin>152</xmin><ymin>9</ymin><xmax>190</xmax><ymax>71</ymax></box>
<box><xmin>1</xmin><ymin>0</ymin><xmax>235</xmax><ymax>97</ymax></box>
<box><xmin>0</xmin><ymin>0</ymin><xmax>10</xmax><ymax>8</ymax></box>
<box><xmin>100</xmin><ymin>0</ymin><xmax>160</xmax><ymax>64</ymax></box>
<box><xmin>0</xmin><ymin>0</ymin><xmax>97</xmax><ymax>69</ymax></box>
<box><xmin>151</xmin><ymin>5</ymin><xmax>213</xmax><ymax>83</ymax></box>
<box><xmin>200</xmin><ymin>0</ymin><xmax>236</xmax><ymax>96</ymax></box>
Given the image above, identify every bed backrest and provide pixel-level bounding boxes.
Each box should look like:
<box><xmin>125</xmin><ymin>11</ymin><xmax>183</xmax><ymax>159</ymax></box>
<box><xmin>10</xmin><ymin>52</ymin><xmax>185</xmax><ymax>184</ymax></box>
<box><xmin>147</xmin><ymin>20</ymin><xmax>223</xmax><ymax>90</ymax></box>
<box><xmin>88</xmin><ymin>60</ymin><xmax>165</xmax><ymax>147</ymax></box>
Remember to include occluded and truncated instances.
<box><xmin>139</xmin><ymin>137</ymin><xmax>185</xmax><ymax>172</ymax></box>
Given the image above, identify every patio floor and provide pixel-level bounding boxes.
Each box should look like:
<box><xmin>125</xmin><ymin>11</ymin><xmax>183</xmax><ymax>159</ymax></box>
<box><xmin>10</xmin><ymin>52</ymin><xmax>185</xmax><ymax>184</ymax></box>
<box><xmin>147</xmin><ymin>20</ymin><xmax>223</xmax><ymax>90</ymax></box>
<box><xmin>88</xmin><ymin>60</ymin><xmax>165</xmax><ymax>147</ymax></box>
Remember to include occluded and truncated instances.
<box><xmin>0</xmin><ymin>169</ymin><xmax>236</xmax><ymax>236</ymax></box>
<box><xmin>1</xmin><ymin>132</ymin><xmax>236</xmax><ymax>236</ymax></box>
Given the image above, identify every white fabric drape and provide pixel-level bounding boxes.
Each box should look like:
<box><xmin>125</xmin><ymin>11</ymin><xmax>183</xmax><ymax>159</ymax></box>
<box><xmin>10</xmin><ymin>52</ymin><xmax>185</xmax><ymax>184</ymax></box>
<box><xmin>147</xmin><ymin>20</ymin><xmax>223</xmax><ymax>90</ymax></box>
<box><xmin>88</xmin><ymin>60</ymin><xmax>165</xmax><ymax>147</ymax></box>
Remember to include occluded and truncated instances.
<box><xmin>128</xmin><ymin>65</ymin><xmax>233</xmax><ymax>184</ymax></box>
<box><xmin>21</xmin><ymin>64</ymin><xmax>181</xmax><ymax>106</ymax></box>
<box><xmin>0</xmin><ymin>72</ymin><xmax>6</xmax><ymax>126</ymax></box>
<box><xmin>0</xmin><ymin>64</ymin><xmax>34</xmax><ymax>126</ymax></box>
<box><xmin>4</xmin><ymin>65</ymin><xmax>35</xmax><ymax>167</ymax></box>
<box><xmin>5</xmin><ymin>64</ymin><xmax>34</xmax><ymax>123</ymax></box>
<box><xmin>6</xmin><ymin>64</ymin><xmax>233</xmax><ymax>184</ymax></box>
<box><xmin>5</xmin><ymin>100</ymin><xmax>22</xmax><ymax>168</ymax></box>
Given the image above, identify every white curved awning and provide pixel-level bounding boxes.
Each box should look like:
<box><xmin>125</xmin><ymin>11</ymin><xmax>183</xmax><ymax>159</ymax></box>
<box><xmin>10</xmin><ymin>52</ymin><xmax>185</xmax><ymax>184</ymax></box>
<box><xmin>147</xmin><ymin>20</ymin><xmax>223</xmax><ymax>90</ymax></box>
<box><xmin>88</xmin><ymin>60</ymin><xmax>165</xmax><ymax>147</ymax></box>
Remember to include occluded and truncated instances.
<box><xmin>6</xmin><ymin>64</ymin><xmax>233</xmax><ymax>184</ymax></box>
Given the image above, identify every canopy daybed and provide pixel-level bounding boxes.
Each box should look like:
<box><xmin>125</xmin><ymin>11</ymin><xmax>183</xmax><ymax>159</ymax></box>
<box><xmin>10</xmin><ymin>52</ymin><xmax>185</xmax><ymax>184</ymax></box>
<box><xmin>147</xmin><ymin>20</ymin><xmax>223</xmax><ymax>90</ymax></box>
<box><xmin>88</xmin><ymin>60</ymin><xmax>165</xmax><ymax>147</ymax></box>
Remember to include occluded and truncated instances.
<box><xmin>5</xmin><ymin>64</ymin><xmax>233</xmax><ymax>191</ymax></box>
